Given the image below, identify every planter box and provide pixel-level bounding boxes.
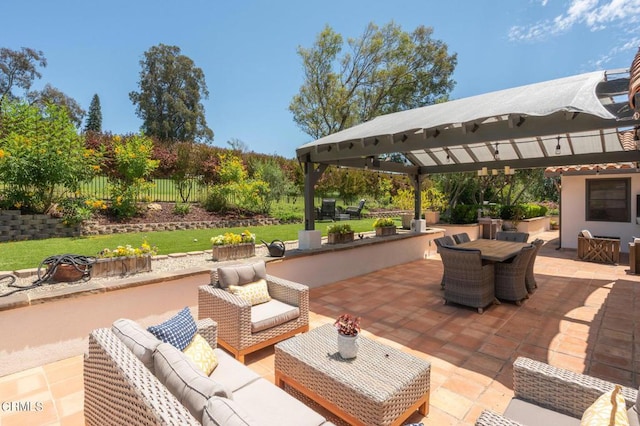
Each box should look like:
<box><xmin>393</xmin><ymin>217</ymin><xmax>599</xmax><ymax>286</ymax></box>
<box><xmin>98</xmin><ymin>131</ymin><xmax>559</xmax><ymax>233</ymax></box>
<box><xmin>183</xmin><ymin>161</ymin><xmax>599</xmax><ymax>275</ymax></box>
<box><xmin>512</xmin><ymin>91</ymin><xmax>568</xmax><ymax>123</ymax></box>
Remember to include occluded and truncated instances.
<box><xmin>375</xmin><ymin>226</ymin><xmax>397</xmax><ymax>237</ymax></box>
<box><xmin>92</xmin><ymin>256</ymin><xmax>152</xmax><ymax>278</ymax></box>
<box><xmin>424</xmin><ymin>211</ymin><xmax>440</xmax><ymax>224</ymax></box>
<box><xmin>401</xmin><ymin>214</ymin><xmax>413</xmax><ymax>230</ymax></box>
<box><xmin>211</xmin><ymin>243</ymin><xmax>255</xmax><ymax>261</ymax></box>
<box><xmin>327</xmin><ymin>232</ymin><xmax>355</xmax><ymax>245</ymax></box>
<box><xmin>50</xmin><ymin>264</ymin><xmax>89</xmax><ymax>282</ymax></box>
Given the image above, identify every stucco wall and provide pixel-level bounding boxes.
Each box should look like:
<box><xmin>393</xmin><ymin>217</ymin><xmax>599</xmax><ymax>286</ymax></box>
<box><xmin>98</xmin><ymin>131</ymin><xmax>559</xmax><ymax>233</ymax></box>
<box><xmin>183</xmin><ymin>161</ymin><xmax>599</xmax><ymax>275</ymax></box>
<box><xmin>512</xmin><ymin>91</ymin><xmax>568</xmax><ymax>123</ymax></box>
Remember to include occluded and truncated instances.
<box><xmin>561</xmin><ymin>172</ymin><xmax>640</xmax><ymax>253</ymax></box>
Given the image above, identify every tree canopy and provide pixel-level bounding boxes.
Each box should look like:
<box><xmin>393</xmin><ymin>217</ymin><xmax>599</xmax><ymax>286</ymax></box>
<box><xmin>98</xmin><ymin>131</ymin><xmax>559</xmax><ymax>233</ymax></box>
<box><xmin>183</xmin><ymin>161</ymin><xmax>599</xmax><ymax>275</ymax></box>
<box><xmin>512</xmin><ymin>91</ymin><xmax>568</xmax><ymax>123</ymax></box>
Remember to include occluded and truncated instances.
<box><xmin>27</xmin><ymin>83</ymin><xmax>85</xmax><ymax>128</ymax></box>
<box><xmin>129</xmin><ymin>44</ymin><xmax>213</xmax><ymax>143</ymax></box>
<box><xmin>289</xmin><ymin>22</ymin><xmax>457</xmax><ymax>139</ymax></box>
<box><xmin>0</xmin><ymin>47</ymin><xmax>47</xmax><ymax>103</ymax></box>
<box><xmin>84</xmin><ymin>94</ymin><xmax>102</xmax><ymax>132</ymax></box>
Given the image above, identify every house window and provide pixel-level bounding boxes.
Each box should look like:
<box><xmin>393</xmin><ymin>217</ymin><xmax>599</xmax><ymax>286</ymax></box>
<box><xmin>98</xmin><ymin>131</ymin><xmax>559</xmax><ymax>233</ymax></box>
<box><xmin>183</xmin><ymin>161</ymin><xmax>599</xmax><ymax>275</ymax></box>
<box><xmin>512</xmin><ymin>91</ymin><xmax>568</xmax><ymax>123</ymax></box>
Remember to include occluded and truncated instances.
<box><xmin>586</xmin><ymin>178</ymin><xmax>630</xmax><ymax>222</ymax></box>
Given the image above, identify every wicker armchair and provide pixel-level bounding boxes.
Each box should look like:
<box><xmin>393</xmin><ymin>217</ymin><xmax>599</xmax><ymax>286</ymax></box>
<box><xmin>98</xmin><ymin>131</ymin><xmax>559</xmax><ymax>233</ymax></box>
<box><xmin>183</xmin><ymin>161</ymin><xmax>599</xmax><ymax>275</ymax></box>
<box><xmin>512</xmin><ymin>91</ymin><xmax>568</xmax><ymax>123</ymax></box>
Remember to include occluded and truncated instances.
<box><xmin>475</xmin><ymin>357</ymin><xmax>639</xmax><ymax>426</ymax></box>
<box><xmin>440</xmin><ymin>246</ymin><xmax>496</xmax><ymax>314</ymax></box>
<box><xmin>525</xmin><ymin>239</ymin><xmax>544</xmax><ymax>293</ymax></box>
<box><xmin>496</xmin><ymin>231</ymin><xmax>529</xmax><ymax>243</ymax></box>
<box><xmin>198</xmin><ymin>261</ymin><xmax>309</xmax><ymax>363</ymax></box>
<box><xmin>344</xmin><ymin>199</ymin><xmax>366</xmax><ymax>219</ymax></box>
<box><xmin>495</xmin><ymin>245</ymin><xmax>535</xmax><ymax>305</ymax></box>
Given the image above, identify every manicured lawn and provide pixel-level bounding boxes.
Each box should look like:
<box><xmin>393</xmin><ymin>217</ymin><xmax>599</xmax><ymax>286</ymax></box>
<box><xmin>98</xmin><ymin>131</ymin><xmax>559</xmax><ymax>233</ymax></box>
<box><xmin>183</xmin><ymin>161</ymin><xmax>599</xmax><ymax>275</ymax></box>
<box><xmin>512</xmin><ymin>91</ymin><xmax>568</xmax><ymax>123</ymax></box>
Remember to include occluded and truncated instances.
<box><xmin>0</xmin><ymin>218</ymin><xmax>396</xmax><ymax>271</ymax></box>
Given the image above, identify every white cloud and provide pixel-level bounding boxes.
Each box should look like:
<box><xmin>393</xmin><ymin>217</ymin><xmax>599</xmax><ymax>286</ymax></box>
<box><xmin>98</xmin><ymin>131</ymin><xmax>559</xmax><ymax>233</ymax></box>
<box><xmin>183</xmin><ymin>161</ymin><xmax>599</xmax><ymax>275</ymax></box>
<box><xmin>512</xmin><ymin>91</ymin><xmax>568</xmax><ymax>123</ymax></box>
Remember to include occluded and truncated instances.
<box><xmin>509</xmin><ymin>0</ymin><xmax>640</xmax><ymax>41</ymax></box>
<box><xmin>587</xmin><ymin>35</ymin><xmax>640</xmax><ymax>68</ymax></box>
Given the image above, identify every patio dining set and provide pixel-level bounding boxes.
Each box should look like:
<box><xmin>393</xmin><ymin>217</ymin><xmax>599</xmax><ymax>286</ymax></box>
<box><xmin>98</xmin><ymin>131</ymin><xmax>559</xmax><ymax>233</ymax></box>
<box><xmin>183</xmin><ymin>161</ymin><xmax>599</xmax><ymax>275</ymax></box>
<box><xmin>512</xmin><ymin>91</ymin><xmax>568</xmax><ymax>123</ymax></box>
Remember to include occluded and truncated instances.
<box><xmin>435</xmin><ymin>232</ymin><xmax>544</xmax><ymax>314</ymax></box>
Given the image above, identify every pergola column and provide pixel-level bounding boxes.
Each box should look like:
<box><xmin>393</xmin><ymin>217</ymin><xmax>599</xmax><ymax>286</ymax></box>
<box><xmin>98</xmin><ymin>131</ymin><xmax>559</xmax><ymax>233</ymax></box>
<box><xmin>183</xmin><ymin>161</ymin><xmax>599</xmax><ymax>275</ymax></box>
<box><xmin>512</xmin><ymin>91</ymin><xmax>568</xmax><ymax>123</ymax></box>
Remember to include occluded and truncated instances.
<box><xmin>299</xmin><ymin>160</ymin><xmax>327</xmax><ymax>249</ymax></box>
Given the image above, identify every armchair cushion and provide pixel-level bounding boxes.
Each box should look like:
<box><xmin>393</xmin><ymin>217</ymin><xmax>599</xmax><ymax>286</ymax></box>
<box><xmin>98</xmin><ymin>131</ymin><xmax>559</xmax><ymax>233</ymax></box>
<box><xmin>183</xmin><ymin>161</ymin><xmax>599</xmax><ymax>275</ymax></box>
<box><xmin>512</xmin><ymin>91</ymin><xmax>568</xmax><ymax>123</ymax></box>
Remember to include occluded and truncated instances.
<box><xmin>218</xmin><ymin>262</ymin><xmax>267</xmax><ymax>289</ymax></box>
<box><xmin>202</xmin><ymin>396</ymin><xmax>256</xmax><ymax>426</ymax></box>
<box><xmin>148</xmin><ymin>307</ymin><xmax>198</xmax><ymax>351</ymax></box>
<box><xmin>251</xmin><ymin>299</ymin><xmax>300</xmax><ymax>333</ymax></box>
<box><xmin>183</xmin><ymin>333</ymin><xmax>218</xmax><ymax>375</ymax></box>
<box><xmin>154</xmin><ymin>342</ymin><xmax>232</xmax><ymax>421</ymax></box>
<box><xmin>581</xmin><ymin>229</ymin><xmax>594</xmax><ymax>239</ymax></box>
<box><xmin>503</xmin><ymin>398</ymin><xmax>579</xmax><ymax>426</ymax></box>
<box><xmin>580</xmin><ymin>385</ymin><xmax>629</xmax><ymax>425</ymax></box>
<box><xmin>228</xmin><ymin>278</ymin><xmax>271</xmax><ymax>306</ymax></box>
<box><xmin>111</xmin><ymin>318</ymin><xmax>161</xmax><ymax>374</ymax></box>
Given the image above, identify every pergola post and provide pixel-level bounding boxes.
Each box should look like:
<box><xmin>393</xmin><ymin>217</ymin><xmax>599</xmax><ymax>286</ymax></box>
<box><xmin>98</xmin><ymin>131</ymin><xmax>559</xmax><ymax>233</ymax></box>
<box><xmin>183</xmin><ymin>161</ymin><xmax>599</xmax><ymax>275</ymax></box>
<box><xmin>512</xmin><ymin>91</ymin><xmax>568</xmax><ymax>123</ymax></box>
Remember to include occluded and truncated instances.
<box><xmin>411</xmin><ymin>173</ymin><xmax>427</xmax><ymax>232</ymax></box>
<box><xmin>299</xmin><ymin>160</ymin><xmax>327</xmax><ymax>249</ymax></box>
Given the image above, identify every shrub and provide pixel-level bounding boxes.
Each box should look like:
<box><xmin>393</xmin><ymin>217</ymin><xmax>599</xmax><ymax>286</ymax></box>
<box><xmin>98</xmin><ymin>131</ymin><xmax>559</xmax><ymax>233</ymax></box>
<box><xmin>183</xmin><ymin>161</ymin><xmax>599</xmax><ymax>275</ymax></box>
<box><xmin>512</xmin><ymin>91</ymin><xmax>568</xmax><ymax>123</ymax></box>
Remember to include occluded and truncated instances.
<box><xmin>173</xmin><ymin>203</ymin><xmax>191</xmax><ymax>216</ymax></box>
<box><xmin>0</xmin><ymin>100</ymin><xmax>100</xmax><ymax>213</ymax></box>
<box><xmin>450</xmin><ymin>204</ymin><xmax>479</xmax><ymax>224</ymax></box>
<box><xmin>202</xmin><ymin>186</ymin><xmax>228</xmax><ymax>212</ymax></box>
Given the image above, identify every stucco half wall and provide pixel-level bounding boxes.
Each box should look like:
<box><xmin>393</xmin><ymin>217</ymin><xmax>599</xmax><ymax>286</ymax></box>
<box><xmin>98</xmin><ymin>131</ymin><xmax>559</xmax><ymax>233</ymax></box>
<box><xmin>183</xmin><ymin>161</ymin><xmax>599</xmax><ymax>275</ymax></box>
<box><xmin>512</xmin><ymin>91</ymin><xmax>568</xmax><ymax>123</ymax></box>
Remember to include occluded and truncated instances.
<box><xmin>266</xmin><ymin>230</ymin><xmax>444</xmax><ymax>288</ymax></box>
<box><xmin>561</xmin><ymin>172</ymin><xmax>640</xmax><ymax>253</ymax></box>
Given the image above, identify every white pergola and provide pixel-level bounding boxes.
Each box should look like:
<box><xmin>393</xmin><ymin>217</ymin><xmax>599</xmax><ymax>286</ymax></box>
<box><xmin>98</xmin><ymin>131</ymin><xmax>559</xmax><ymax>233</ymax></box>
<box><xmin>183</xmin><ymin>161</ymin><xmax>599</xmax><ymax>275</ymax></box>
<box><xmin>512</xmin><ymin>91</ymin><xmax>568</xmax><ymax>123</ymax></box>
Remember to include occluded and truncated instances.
<box><xmin>296</xmin><ymin>69</ymin><xmax>640</xmax><ymax>231</ymax></box>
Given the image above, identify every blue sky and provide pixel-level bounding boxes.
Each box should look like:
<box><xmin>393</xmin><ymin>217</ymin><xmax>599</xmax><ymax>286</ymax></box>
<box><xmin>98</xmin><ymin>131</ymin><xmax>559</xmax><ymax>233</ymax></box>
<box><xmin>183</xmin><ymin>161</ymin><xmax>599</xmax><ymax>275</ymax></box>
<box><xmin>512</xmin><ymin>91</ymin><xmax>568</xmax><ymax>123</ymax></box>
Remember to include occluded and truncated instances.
<box><xmin>2</xmin><ymin>0</ymin><xmax>639</xmax><ymax>158</ymax></box>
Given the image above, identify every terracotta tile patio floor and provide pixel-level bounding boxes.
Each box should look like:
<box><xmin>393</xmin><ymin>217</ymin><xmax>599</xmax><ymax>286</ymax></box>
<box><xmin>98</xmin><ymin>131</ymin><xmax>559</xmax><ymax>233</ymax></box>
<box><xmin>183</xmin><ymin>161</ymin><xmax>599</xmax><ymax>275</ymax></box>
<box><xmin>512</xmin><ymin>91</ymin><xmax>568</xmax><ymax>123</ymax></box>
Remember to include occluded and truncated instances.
<box><xmin>1</xmin><ymin>231</ymin><xmax>639</xmax><ymax>425</ymax></box>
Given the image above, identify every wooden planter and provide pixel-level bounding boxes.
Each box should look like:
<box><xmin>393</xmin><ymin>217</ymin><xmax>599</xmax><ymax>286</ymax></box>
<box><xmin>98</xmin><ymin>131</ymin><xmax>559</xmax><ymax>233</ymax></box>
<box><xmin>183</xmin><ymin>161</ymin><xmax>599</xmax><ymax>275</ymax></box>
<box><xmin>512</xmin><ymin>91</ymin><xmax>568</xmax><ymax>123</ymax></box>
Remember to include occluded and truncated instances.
<box><xmin>375</xmin><ymin>226</ymin><xmax>396</xmax><ymax>237</ymax></box>
<box><xmin>92</xmin><ymin>255</ymin><xmax>152</xmax><ymax>278</ymax></box>
<box><xmin>211</xmin><ymin>243</ymin><xmax>255</xmax><ymax>261</ymax></box>
<box><xmin>50</xmin><ymin>264</ymin><xmax>89</xmax><ymax>282</ymax></box>
<box><xmin>327</xmin><ymin>232</ymin><xmax>355</xmax><ymax>244</ymax></box>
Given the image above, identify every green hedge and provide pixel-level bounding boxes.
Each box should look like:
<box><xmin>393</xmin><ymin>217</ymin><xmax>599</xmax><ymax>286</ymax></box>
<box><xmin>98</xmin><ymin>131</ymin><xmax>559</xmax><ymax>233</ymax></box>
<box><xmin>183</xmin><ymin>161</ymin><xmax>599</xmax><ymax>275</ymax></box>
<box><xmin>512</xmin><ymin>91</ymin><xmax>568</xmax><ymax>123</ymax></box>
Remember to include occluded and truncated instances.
<box><xmin>499</xmin><ymin>203</ymin><xmax>548</xmax><ymax>220</ymax></box>
<box><xmin>450</xmin><ymin>204</ymin><xmax>480</xmax><ymax>224</ymax></box>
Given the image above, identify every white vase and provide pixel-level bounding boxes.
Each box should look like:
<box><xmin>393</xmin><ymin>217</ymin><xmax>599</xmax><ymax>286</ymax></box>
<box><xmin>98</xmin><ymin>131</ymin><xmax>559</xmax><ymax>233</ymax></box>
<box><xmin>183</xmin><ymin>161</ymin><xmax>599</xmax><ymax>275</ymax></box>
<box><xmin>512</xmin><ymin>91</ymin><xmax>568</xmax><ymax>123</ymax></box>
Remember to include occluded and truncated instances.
<box><xmin>337</xmin><ymin>333</ymin><xmax>359</xmax><ymax>359</ymax></box>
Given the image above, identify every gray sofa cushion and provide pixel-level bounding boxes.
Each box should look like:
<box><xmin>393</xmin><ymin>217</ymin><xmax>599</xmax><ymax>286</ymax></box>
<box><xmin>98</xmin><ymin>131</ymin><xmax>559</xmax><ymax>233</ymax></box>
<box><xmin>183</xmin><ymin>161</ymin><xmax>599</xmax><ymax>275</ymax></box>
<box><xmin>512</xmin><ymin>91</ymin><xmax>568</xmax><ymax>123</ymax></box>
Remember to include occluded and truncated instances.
<box><xmin>218</xmin><ymin>261</ymin><xmax>266</xmax><ymax>289</ymax></box>
<box><xmin>210</xmin><ymin>349</ymin><xmax>261</xmax><ymax>393</ymax></box>
<box><xmin>250</xmin><ymin>299</ymin><xmax>300</xmax><ymax>333</ymax></box>
<box><xmin>202</xmin><ymin>396</ymin><xmax>256</xmax><ymax>426</ymax></box>
<box><xmin>233</xmin><ymin>378</ymin><xmax>327</xmax><ymax>426</ymax></box>
<box><xmin>112</xmin><ymin>318</ymin><xmax>161</xmax><ymax>374</ymax></box>
<box><xmin>154</xmin><ymin>342</ymin><xmax>232</xmax><ymax>421</ymax></box>
<box><xmin>503</xmin><ymin>398</ymin><xmax>580</xmax><ymax>426</ymax></box>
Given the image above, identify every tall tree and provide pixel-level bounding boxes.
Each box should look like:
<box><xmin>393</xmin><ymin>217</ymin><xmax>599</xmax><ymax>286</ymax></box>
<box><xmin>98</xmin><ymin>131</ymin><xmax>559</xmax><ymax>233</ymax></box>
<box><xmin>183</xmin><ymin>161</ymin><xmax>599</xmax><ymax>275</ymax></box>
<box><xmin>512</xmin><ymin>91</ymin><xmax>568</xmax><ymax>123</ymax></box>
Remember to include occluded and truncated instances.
<box><xmin>290</xmin><ymin>22</ymin><xmax>457</xmax><ymax>139</ymax></box>
<box><xmin>129</xmin><ymin>44</ymin><xmax>213</xmax><ymax>143</ymax></box>
<box><xmin>0</xmin><ymin>47</ymin><xmax>47</xmax><ymax>103</ymax></box>
<box><xmin>27</xmin><ymin>83</ymin><xmax>85</xmax><ymax>128</ymax></box>
<box><xmin>84</xmin><ymin>94</ymin><xmax>102</xmax><ymax>132</ymax></box>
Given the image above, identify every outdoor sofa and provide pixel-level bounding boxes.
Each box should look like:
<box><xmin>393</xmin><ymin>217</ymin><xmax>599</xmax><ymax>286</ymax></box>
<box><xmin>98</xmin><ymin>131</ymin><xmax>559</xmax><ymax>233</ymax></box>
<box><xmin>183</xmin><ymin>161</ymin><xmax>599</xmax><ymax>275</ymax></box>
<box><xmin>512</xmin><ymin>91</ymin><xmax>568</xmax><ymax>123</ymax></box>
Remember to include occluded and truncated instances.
<box><xmin>475</xmin><ymin>357</ymin><xmax>639</xmax><ymax>426</ymax></box>
<box><xmin>84</xmin><ymin>315</ymin><xmax>334</xmax><ymax>426</ymax></box>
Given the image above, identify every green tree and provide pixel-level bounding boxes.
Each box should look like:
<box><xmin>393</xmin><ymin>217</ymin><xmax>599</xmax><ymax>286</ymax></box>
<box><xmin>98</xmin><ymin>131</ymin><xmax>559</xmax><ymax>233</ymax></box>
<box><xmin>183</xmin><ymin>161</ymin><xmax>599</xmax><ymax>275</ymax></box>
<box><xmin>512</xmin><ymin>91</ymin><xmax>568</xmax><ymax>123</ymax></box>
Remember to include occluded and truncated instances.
<box><xmin>27</xmin><ymin>83</ymin><xmax>85</xmax><ymax>128</ymax></box>
<box><xmin>0</xmin><ymin>47</ymin><xmax>47</xmax><ymax>103</ymax></box>
<box><xmin>129</xmin><ymin>44</ymin><xmax>213</xmax><ymax>143</ymax></box>
<box><xmin>0</xmin><ymin>99</ymin><xmax>99</xmax><ymax>213</ymax></box>
<box><xmin>290</xmin><ymin>22</ymin><xmax>457</xmax><ymax>139</ymax></box>
<box><xmin>106</xmin><ymin>134</ymin><xmax>159</xmax><ymax>219</ymax></box>
<box><xmin>84</xmin><ymin>94</ymin><xmax>102</xmax><ymax>132</ymax></box>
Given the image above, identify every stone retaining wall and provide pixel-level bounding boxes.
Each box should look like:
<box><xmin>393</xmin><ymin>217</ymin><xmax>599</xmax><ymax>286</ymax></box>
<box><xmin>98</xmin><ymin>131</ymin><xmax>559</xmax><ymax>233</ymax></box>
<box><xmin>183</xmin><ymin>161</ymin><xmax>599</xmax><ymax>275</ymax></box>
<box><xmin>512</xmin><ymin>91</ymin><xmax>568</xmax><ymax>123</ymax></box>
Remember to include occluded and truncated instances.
<box><xmin>0</xmin><ymin>209</ymin><xmax>408</xmax><ymax>241</ymax></box>
<box><xmin>0</xmin><ymin>210</ymin><xmax>80</xmax><ymax>242</ymax></box>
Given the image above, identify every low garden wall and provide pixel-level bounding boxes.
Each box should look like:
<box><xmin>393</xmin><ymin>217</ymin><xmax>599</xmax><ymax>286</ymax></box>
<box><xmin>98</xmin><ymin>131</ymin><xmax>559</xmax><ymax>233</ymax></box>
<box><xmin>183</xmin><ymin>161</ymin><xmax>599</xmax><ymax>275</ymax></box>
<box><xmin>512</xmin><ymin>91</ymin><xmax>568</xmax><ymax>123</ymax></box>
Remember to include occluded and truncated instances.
<box><xmin>0</xmin><ymin>210</ymin><xmax>80</xmax><ymax>242</ymax></box>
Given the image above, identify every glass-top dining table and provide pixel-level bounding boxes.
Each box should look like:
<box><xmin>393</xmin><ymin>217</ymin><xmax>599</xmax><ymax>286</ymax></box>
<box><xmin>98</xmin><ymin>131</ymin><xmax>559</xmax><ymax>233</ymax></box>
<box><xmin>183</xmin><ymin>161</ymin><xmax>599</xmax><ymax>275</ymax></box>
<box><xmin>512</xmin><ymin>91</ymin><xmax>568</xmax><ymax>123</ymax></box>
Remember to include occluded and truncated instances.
<box><xmin>455</xmin><ymin>239</ymin><xmax>530</xmax><ymax>262</ymax></box>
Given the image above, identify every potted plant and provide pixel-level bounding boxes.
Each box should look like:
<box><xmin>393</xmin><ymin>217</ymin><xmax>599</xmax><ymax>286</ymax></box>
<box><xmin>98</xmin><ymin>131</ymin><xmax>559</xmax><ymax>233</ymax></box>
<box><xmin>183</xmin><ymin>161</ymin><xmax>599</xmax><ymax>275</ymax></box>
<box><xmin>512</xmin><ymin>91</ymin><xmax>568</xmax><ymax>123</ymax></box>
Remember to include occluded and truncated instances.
<box><xmin>210</xmin><ymin>230</ymin><xmax>256</xmax><ymax>261</ymax></box>
<box><xmin>93</xmin><ymin>240</ymin><xmax>157</xmax><ymax>278</ymax></box>
<box><xmin>334</xmin><ymin>313</ymin><xmax>361</xmax><ymax>359</ymax></box>
<box><xmin>326</xmin><ymin>223</ymin><xmax>354</xmax><ymax>244</ymax></box>
<box><xmin>550</xmin><ymin>219</ymin><xmax>559</xmax><ymax>230</ymax></box>
<box><xmin>373</xmin><ymin>217</ymin><xmax>396</xmax><ymax>237</ymax></box>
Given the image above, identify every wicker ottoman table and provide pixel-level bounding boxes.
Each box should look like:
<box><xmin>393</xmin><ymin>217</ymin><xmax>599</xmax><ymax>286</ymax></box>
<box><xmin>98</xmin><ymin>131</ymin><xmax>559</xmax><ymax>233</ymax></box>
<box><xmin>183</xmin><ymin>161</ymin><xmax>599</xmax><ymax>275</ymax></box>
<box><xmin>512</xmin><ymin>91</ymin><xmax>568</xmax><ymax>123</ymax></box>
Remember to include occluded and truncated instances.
<box><xmin>275</xmin><ymin>324</ymin><xmax>430</xmax><ymax>426</ymax></box>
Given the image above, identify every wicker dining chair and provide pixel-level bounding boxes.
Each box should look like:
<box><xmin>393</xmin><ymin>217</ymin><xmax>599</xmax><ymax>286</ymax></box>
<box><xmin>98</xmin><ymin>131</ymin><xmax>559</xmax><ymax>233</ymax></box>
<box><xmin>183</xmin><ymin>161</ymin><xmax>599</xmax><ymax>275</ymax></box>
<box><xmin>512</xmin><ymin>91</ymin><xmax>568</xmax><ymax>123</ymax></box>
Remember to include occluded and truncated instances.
<box><xmin>496</xmin><ymin>231</ymin><xmax>529</xmax><ymax>243</ymax></box>
<box><xmin>525</xmin><ymin>238</ymin><xmax>544</xmax><ymax>293</ymax></box>
<box><xmin>440</xmin><ymin>246</ymin><xmax>496</xmax><ymax>314</ymax></box>
<box><xmin>434</xmin><ymin>235</ymin><xmax>456</xmax><ymax>289</ymax></box>
<box><xmin>495</xmin><ymin>244</ymin><xmax>536</xmax><ymax>305</ymax></box>
<box><xmin>452</xmin><ymin>232</ymin><xmax>471</xmax><ymax>244</ymax></box>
